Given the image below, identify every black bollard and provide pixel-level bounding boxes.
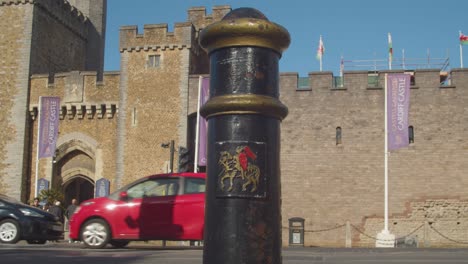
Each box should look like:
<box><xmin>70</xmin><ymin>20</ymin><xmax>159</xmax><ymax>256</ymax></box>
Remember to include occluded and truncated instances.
<box><xmin>199</xmin><ymin>8</ymin><xmax>290</xmax><ymax>264</ymax></box>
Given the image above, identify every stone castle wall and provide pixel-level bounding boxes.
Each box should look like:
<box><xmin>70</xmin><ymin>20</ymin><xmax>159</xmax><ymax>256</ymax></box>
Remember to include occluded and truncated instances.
<box><xmin>277</xmin><ymin>69</ymin><xmax>468</xmax><ymax>247</ymax></box>
<box><xmin>3</xmin><ymin>2</ymin><xmax>468</xmax><ymax>247</ymax></box>
<box><xmin>28</xmin><ymin>72</ymin><xmax>119</xmax><ymax>194</ymax></box>
<box><xmin>0</xmin><ymin>2</ymin><xmax>34</xmax><ymax>199</ymax></box>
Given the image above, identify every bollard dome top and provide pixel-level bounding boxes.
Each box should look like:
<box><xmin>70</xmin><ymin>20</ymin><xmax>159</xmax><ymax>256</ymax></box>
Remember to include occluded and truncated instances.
<box><xmin>199</xmin><ymin>7</ymin><xmax>290</xmax><ymax>55</ymax></box>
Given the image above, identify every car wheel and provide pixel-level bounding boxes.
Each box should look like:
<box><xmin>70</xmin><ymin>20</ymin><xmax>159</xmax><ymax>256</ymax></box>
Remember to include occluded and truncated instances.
<box><xmin>110</xmin><ymin>240</ymin><xmax>129</xmax><ymax>248</ymax></box>
<box><xmin>26</xmin><ymin>239</ymin><xmax>46</xmax><ymax>244</ymax></box>
<box><xmin>0</xmin><ymin>219</ymin><xmax>20</xmax><ymax>244</ymax></box>
<box><xmin>80</xmin><ymin>219</ymin><xmax>110</xmax><ymax>249</ymax></box>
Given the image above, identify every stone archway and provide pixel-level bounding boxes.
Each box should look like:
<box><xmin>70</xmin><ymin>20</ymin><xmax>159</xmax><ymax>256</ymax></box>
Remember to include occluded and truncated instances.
<box><xmin>52</xmin><ymin>133</ymin><xmax>98</xmax><ymax>207</ymax></box>
<box><xmin>62</xmin><ymin>175</ymin><xmax>94</xmax><ymax>206</ymax></box>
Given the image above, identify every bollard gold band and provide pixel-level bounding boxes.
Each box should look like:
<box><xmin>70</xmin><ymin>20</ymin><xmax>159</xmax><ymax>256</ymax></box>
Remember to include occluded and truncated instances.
<box><xmin>199</xmin><ymin>18</ymin><xmax>290</xmax><ymax>54</ymax></box>
<box><xmin>200</xmin><ymin>94</ymin><xmax>288</xmax><ymax>120</ymax></box>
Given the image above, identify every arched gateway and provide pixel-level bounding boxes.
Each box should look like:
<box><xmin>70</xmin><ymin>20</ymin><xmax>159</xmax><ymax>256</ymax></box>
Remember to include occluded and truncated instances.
<box><xmin>53</xmin><ymin>133</ymin><xmax>98</xmax><ymax>206</ymax></box>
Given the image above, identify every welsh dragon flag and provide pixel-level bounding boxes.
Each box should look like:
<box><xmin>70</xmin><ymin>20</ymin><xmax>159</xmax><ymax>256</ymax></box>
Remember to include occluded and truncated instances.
<box><xmin>460</xmin><ymin>33</ymin><xmax>468</xmax><ymax>45</ymax></box>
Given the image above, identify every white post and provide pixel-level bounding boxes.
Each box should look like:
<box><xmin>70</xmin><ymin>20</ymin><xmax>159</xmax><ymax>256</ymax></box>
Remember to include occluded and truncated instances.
<box><xmin>193</xmin><ymin>76</ymin><xmax>203</xmax><ymax>172</ymax></box>
<box><xmin>34</xmin><ymin>97</ymin><xmax>42</xmax><ymax>197</ymax></box>
<box><xmin>402</xmin><ymin>49</ymin><xmax>406</xmax><ymax>70</ymax></box>
<box><xmin>460</xmin><ymin>31</ymin><xmax>464</xmax><ymax>68</ymax></box>
<box><xmin>319</xmin><ymin>56</ymin><xmax>323</xmax><ymax>72</ymax></box>
<box><xmin>461</xmin><ymin>43</ymin><xmax>464</xmax><ymax>68</ymax></box>
<box><xmin>376</xmin><ymin>74</ymin><xmax>395</xmax><ymax>247</ymax></box>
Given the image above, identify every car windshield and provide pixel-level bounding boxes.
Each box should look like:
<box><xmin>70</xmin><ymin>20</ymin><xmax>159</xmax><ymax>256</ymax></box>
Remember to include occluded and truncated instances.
<box><xmin>107</xmin><ymin>177</ymin><xmax>150</xmax><ymax>200</ymax></box>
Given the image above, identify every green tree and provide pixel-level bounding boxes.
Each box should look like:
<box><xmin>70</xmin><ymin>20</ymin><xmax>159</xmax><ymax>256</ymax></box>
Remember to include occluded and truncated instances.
<box><xmin>38</xmin><ymin>188</ymin><xmax>64</xmax><ymax>205</ymax></box>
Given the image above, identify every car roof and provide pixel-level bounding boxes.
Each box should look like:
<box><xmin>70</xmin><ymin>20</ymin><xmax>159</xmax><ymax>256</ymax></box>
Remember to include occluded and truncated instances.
<box><xmin>0</xmin><ymin>194</ymin><xmax>20</xmax><ymax>204</ymax></box>
<box><xmin>146</xmin><ymin>172</ymin><xmax>206</xmax><ymax>180</ymax></box>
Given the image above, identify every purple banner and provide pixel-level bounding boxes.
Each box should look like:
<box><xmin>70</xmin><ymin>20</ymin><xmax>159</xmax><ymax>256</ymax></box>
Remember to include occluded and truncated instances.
<box><xmin>198</xmin><ymin>77</ymin><xmax>210</xmax><ymax>166</ymax></box>
<box><xmin>387</xmin><ymin>74</ymin><xmax>410</xmax><ymax>151</ymax></box>
<box><xmin>38</xmin><ymin>96</ymin><xmax>60</xmax><ymax>158</ymax></box>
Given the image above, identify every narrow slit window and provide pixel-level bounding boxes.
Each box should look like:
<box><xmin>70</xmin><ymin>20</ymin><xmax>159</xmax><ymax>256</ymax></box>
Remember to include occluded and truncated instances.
<box><xmin>336</xmin><ymin>127</ymin><xmax>342</xmax><ymax>145</ymax></box>
<box><xmin>409</xmin><ymin>126</ymin><xmax>414</xmax><ymax>143</ymax></box>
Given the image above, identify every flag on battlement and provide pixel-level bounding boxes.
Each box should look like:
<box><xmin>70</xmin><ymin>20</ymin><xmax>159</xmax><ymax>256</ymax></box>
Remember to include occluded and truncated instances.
<box><xmin>388</xmin><ymin>33</ymin><xmax>393</xmax><ymax>63</ymax></box>
<box><xmin>460</xmin><ymin>32</ymin><xmax>468</xmax><ymax>45</ymax></box>
<box><xmin>316</xmin><ymin>35</ymin><xmax>325</xmax><ymax>60</ymax></box>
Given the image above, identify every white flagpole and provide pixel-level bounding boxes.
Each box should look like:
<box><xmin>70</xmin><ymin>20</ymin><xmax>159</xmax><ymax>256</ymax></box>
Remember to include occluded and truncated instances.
<box><xmin>402</xmin><ymin>49</ymin><xmax>406</xmax><ymax>69</ymax></box>
<box><xmin>460</xmin><ymin>31</ymin><xmax>464</xmax><ymax>68</ymax></box>
<box><xmin>376</xmin><ymin>74</ymin><xmax>395</xmax><ymax>247</ymax></box>
<box><xmin>384</xmin><ymin>74</ymin><xmax>389</xmax><ymax>233</ymax></box>
<box><xmin>34</xmin><ymin>97</ymin><xmax>42</xmax><ymax>197</ymax></box>
<box><xmin>320</xmin><ymin>56</ymin><xmax>323</xmax><ymax>72</ymax></box>
<box><xmin>193</xmin><ymin>76</ymin><xmax>203</xmax><ymax>173</ymax></box>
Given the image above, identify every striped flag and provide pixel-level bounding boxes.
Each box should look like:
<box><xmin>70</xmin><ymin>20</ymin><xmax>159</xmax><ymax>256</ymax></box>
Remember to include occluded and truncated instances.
<box><xmin>316</xmin><ymin>35</ymin><xmax>325</xmax><ymax>60</ymax></box>
<box><xmin>460</xmin><ymin>32</ymin><xmax>468</xmax><ymax>45</ymax></box>
<box><xmin>388</xmin><ymin>33</ymin><xmax>393</xmax><ymax>62</ymax></box>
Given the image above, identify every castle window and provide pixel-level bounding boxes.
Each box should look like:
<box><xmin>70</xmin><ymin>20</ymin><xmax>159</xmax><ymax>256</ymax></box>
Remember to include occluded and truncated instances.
<box><xmin>409</xmin><ymin>126</ymin><xmax>414</xmax><ymax>143</ymax></box>
<box><xmin>147</xmin><ymin>55</ymin><xmax>161</xmax><ymax>68</ymax></box>
<box><xmin>336</xmin><ymin>127</ymin><xmax>342</xmax><ymax>145</ymax></box>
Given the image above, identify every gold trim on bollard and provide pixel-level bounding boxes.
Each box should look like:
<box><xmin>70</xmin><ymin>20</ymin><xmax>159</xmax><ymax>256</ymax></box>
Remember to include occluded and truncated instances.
<box><xmin>200</xmin><ymin>18</ymin><xmax>290</xmax><ymax>55</ymax></box>
<box><xmin>200</xmin><ymin>94</ymin><xmax>288</xmax><ymax>120</ymax></box>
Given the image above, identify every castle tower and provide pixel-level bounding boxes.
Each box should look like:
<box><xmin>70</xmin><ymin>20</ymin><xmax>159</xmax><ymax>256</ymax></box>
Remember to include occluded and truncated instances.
<box><xmin>0</xmin><ymin>0</ymin><xmax>106</xmax><ymax>200</ymax></box>
<box><xmin>115</xmin><ymin>6</ymin><xmax>230</xmax><ymax>187</ymax></box>
<box><xmin>67</xmin><ymin>0</ymin><xmax>107</xmax><ymax>77</ymax></box>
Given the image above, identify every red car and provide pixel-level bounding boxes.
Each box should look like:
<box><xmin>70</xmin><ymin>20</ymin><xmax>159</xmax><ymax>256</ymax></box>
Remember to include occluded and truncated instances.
<box><xmin>69</xmin><ymin>172</ymin><xmax>205</xmax><ymax>248</ymax></box>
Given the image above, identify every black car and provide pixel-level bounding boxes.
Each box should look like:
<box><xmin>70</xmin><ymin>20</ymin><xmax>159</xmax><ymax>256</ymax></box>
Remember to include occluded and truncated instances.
<box><xmin>0</xmin><ymin>194</ymin><xmax>63</xmax><ymax>244</ymax></box>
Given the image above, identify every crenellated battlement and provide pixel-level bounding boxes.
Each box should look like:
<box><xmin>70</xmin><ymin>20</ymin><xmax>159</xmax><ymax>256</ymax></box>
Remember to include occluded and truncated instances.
<box><xmin>187</xmin><ymin>5</ymin><xmax>231</xmax><ymax>30</ymax></box>
<box><xmin>119</xmin><ymin>22</ymin><xmax>195</xmax><ymax>52</ymax></box>
<box><xmin>30</xmin><ymin>71</ymin><xmax>121</xmax><ymax>120</ymax></box>
<box><xmin>280</xmin><ymin>68</ymin><xmax>468</xmax><ymax>92</ymax></box>
<box><xmin>1</xmin><ymin>0</ymin><xmax>90</xmax><ymax>39</ymax></box>
<box><xmin>119</xmin><ymin>5</ymin><xmax>231</xmax><ymax>52</ymax></box>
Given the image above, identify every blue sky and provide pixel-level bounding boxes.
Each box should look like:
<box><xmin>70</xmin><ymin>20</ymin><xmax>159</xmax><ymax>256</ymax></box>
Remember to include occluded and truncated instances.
<box><xmin>105</xmin><ymin>0</ymin><xmax>468</xmax><ymax>76</ymax></box>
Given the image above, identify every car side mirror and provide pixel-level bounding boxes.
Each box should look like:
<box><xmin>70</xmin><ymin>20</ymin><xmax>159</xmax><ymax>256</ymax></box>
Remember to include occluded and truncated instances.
<box><xmin>119</xmin><ymin>191</ymin><xmax>129</xmax><ymax>201</ymax></box>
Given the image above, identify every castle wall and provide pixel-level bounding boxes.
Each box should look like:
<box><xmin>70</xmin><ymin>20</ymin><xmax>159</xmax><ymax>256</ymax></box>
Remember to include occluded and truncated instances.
<box><xmin>3</xmin><ymin>2</ymin><xmax>468</xmax><ymax>248</ymax></box>
<box><xmin>0</xmin><ymin>2</ymin><xmax>34</xmax><ymax>200</ymax></box>
<box><xmin>187</xmin><ymin>6</ymin><xmax>231</xmax><ymax>30</ymax></box>
<box><xmin>67</xmin><ymin>0</ymin><xmax>107</xmax><ymax>74</ymax></box>
<box><xmin>28</xmin><ymin>72</ymin><xmax>119</xmax><ymax>197</ymax></box>
<box><xmin>116</xmin><ymin>26</ymin><xmax>193</xmax><ymax>187</ymax></box>
<box><xmin>30</xmin><ymin>0</ymin><xmax>88</xmax><ymax>74</ymax></box>
<box><xmin>279</xmin><ymin>69</ymin><xmax>468</xmax><ymax>247</ymax></box>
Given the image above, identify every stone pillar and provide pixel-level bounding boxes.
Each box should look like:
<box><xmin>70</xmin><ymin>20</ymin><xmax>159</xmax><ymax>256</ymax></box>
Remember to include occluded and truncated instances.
<box><xmin>199</xmin><ymin>8</ymin><xmax>290</xmax><ymax>264</ymax></box>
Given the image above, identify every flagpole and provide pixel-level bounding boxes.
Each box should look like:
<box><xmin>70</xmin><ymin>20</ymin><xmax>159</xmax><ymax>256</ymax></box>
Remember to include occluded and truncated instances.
<box><xmin>376</xmin><ymin>74</ymin><xmax>395</xmax><ymax>247</ymax></box>
<box><xmin>34</xmin><ymin>97</ymin><xmax>42</xmax><ymax>197</ymax></box>
<box><xmin>460</xmin><ymin>31</ymin><xmax>464</xmax><ymax>68</ymax></box>
<box><xmin>384</xmin><ymin>74</ymin><xmax>389</xmax><ymax>233</ymax></box>
<box><xmin>320</xmin><ymin>56</ymin><xmax>323</xmax><ymax>72</ymax></box>
<box><xmin>402</xmin><ymin>49</ymin><xmax>406</xmax><ymax>69</ymax></box>
<box><xmin>194</xmin><ymin>76</ymin><xmax>203</xmax><ymax>172</ymax></box>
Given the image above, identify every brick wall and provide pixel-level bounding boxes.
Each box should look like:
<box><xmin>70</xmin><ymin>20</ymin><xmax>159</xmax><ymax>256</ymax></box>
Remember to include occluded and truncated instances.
<box><xmin>279</xmin><ymin>69</ymin><xmax>468</xmax><ymax>247</ymax></box>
